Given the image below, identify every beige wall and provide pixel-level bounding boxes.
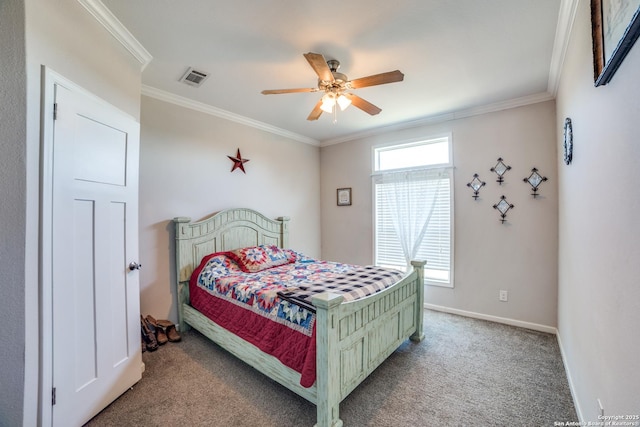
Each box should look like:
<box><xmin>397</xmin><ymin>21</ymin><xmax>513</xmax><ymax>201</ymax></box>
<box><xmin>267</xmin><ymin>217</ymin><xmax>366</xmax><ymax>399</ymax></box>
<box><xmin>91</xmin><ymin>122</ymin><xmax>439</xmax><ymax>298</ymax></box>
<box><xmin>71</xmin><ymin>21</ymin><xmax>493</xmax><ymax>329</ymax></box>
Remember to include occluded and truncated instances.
<box><xmin>138</xmin><ymin>96</ymin><xmax>321</xmax><ymax>322</ymax></box>
<box><xmin>556</xmin><ymin>0</ymin><xmax>640</xmax><ymax>421</ymax></box>
<box><xmin>321</xmin><ymin>100</ymin><xmax>559</xmax><ymax>328</ymax></box>
<box><xmin>17</xmin><ymin>0</ymin><xmax>144</xmax><ymax>424</ymax></box>
<box><xmin>0</xmin><ymin>1</ymin><xmax>27</xmax><ymax>424</ymax></box>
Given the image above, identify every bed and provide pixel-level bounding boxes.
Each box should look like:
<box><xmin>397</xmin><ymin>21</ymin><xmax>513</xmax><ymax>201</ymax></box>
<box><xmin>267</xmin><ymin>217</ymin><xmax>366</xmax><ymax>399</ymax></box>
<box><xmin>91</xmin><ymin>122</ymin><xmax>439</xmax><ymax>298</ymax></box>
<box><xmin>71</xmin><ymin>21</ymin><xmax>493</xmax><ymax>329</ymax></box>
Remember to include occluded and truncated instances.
<box><xmin>174</xmin><ymin>208</ymin><xmax>425</xmax><ymax>427</ymax></box>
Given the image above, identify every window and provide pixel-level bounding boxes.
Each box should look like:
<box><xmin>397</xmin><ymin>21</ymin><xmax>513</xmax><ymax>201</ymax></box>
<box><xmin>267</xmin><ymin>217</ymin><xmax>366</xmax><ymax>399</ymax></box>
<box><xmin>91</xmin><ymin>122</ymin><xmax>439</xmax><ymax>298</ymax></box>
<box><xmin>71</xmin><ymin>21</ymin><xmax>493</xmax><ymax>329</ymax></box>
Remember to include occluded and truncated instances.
<box><xmin>373</xmin><ymin>136</ymin><xmax>454</xmax><ymax>287</ymax></box>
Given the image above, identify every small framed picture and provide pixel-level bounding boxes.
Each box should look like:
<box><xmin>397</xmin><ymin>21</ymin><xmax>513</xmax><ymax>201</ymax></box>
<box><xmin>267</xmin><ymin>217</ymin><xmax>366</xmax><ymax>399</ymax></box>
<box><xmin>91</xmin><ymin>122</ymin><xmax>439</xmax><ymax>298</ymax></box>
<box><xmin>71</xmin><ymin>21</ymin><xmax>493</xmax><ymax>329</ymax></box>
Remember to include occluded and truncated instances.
<box><xmin>337</xmin><ymin>188</ymin><xmax>352</xmax><ymax>206</ymax></box>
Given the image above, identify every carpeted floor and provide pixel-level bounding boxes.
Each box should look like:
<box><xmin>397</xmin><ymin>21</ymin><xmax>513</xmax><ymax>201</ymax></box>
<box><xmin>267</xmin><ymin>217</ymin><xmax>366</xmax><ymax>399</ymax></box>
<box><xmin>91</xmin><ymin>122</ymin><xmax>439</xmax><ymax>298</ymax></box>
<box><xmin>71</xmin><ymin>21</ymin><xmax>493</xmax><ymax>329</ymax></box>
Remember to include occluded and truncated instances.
<box><xmin>85</xmin><ymin>309</ymin><xmax>577</xmax><ymax>426</ymax></box>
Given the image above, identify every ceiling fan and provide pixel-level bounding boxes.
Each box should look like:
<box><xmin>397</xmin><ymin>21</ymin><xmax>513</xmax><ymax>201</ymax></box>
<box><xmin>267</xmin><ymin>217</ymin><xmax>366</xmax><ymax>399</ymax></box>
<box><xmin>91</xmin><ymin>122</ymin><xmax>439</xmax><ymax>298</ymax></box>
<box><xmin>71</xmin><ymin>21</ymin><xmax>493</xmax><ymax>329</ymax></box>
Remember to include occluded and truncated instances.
<box><xmin>261</xmin><ymin>52</ymin><xmax>404</xmax><ymax>121</ymax></box>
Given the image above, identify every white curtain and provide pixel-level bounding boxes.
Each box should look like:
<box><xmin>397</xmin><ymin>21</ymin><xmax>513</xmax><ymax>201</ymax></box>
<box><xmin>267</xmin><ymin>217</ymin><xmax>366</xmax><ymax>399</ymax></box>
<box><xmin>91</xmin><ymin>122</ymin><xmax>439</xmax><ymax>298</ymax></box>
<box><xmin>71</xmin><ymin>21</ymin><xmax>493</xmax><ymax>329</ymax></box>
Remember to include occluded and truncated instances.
<box><xmin>377</xmin><ymin>168</ymin><xmax>446</xmax><ymax>268</ymax></box>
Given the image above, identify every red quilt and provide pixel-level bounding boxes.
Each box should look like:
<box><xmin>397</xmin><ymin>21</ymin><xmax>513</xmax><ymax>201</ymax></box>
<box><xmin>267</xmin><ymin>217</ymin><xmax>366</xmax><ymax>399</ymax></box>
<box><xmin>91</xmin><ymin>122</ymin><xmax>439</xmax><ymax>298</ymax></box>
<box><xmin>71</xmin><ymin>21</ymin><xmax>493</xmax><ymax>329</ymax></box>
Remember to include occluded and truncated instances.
<box><xmin>189</xmin><ymin>277</ymin><xmax>318</xmax><ymax>386</ymax></box>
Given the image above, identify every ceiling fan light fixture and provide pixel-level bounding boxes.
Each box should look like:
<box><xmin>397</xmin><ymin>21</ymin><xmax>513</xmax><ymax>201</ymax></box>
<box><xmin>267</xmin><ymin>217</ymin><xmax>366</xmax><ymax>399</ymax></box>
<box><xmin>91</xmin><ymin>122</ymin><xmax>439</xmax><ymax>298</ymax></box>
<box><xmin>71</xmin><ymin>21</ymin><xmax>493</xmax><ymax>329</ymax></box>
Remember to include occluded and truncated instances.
<box><xmin>337</xmin><ymin>94</ymin><xmax>351</xmax><ymax>111</ymax></box>
<box><xmin>320</xmin><ymin>93</ymin><xmax>336</xmax><ymax>113</ymax></box>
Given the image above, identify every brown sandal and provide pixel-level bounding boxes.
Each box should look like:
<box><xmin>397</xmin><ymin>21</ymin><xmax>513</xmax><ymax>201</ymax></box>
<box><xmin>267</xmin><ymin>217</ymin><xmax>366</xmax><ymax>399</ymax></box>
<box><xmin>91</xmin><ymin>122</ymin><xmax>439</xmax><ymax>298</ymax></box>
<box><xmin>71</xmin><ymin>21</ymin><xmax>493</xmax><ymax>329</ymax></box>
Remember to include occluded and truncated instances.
<box><xmin>153</xmin><ymin>317</ymin><xmax>181</xmax><ymax>342</ymax></box>
<box><xmin>145</xmin><ymin>315</ymin><xmax>168</xmax><ymax>345</ymax></box>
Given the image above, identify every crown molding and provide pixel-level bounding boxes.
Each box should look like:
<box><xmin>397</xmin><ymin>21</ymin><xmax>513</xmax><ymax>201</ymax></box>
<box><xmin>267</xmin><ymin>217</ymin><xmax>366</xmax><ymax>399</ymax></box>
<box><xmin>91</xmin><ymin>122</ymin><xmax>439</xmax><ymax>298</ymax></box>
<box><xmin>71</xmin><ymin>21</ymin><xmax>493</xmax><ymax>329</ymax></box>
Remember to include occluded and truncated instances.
<box><xmin>141</xmin><ymin>85</ymin><xmax>320</xmax><ymax>146</ymax></box>
<box><xmin>77</xmin><ymin>0</ymin><xmax>153</xmax><ymax>70</ymax></box>
<box><xmin>143</xmin><ymin>84</ymin><xmax>552</xmax><ymax>148</ymax></box>
<box><xmin>548</xmin><ymin>0</ymin><xmax>580</xmax><ymax>95</ymax></box>
<box><xmin>320</xmin><ymin>91</ymin><xmax>555</xmax><ymax>147</ymax></box>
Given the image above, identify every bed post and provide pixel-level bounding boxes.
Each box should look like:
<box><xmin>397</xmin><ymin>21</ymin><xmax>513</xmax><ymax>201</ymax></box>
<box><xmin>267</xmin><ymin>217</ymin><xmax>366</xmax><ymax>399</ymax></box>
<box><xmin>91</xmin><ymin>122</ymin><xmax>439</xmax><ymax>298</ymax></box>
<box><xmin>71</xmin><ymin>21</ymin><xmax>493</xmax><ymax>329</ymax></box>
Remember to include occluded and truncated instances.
<box><xmin>277</xmin><ymin>216</ymin><xmax>290</xmax><ymax>248</ymax></box>
<box><xmin>410</xmin><ymin>260</ymin><xmax>426</xmax><ymax>343</ymax></box>
<box><xmin>174</xmin><ymin>216</ymin><xmax>192</xmax><ymax>333</ymax></box>
<box><xmin>312</xmin><ymin>292</ymin><xmax>345</xmax><ymax>427</ymax></box>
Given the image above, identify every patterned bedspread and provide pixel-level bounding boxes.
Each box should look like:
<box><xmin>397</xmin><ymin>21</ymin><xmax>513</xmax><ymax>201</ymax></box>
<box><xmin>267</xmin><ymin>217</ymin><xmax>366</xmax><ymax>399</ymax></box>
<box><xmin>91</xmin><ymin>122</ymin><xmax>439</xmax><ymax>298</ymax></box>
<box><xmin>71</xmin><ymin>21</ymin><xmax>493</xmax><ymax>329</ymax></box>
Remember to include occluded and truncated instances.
<box><xmin>278</xmin><ymin>265</ymin><xmax>406</xmax><ymax>306</ymax></box>
<box><xmin>189</xmin><ymin>246</ymin><xmax>405</xmax><ymax>387</ymax></box>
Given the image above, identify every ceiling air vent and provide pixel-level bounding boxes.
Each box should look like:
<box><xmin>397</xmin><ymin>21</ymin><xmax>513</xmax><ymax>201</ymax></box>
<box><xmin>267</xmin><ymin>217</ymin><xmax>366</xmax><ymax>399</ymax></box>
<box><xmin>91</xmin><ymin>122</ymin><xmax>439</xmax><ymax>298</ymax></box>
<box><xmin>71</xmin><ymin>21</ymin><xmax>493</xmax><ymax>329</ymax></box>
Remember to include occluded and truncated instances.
<box><xmin>179</xmin><ymin>67</ymin><xmax>210</xmax><ymax>87</ymax></box>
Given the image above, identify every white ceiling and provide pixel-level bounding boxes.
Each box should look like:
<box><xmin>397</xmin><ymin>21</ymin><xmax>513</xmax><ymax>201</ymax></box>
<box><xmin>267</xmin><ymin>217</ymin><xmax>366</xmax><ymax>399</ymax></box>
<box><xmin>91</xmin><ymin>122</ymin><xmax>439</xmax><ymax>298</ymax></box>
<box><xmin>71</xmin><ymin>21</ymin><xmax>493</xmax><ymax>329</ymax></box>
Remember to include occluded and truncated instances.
<box><xmin>101</xmin><ymin>0</ymin><xmax>563</xmax><ymax>145</ymax></box>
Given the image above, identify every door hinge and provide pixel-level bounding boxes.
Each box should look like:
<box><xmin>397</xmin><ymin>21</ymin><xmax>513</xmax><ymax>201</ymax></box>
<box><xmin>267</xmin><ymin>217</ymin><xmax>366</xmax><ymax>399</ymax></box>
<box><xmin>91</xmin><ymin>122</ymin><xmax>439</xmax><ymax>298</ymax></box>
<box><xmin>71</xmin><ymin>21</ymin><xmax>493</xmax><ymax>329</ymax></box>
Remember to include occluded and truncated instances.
<box><xmin>52</xmin><ymin>387</ymin><xmax>56</xmax><ymax>405</ymax></box>
<box><xmin>53</xmin><ymin>103</ymin><xmax>58</xmax><ymax>120</ymax></box>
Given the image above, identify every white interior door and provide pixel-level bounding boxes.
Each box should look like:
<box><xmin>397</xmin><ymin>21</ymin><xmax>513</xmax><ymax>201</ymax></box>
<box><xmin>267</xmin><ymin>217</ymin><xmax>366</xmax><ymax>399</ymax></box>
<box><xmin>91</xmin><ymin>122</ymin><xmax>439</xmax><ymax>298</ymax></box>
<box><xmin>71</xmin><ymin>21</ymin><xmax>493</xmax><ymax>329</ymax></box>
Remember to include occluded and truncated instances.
<box><xmin>50</xmin><ymin>82</ymin><xmax>141</xmax><ymax>427</ymax></box>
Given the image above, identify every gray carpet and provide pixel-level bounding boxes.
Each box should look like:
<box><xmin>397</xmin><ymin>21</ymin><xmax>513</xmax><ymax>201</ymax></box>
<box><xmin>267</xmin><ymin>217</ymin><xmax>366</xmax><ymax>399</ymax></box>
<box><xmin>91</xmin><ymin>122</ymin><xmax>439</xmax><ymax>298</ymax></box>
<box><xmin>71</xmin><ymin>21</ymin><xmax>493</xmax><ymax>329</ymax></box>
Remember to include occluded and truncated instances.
<box><xmin>86</xmin><ymin>310</ymin><xmax>577</xmax><ymax>426</ymax></box>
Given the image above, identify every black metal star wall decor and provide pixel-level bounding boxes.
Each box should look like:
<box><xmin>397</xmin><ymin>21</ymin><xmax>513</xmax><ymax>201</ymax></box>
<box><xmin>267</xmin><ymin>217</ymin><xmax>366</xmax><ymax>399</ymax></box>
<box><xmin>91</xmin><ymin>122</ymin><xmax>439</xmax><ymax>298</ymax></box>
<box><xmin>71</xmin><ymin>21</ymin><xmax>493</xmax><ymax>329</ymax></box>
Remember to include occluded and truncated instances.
<box><xmin>227</xmin><ymin>148</ymin><xmax>249</xmax><ymax>173</ymax></box>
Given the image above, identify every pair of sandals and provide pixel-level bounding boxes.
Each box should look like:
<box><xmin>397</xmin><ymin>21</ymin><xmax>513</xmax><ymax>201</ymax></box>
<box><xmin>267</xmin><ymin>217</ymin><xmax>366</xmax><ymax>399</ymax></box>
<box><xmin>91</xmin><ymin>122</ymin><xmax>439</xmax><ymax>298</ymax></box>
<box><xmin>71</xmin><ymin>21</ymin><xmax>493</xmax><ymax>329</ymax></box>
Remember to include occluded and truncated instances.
<box><xmin>140</xmin><ymin>314</ymin><xmax>181</xmax><ymax>352</ymax></box>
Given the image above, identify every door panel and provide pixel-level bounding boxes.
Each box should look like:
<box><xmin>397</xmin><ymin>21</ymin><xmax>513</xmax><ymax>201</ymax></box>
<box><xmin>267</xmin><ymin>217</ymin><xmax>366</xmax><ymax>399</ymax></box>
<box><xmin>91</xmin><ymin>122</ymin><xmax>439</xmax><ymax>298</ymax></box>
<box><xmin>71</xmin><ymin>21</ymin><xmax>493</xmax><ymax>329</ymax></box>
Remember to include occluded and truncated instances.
<box><xmin>51</xmin><ymin>83</ymin><xmax>141</xmax><ymax>427</ymax></box>
<box><xmin>108</xmin><ymin>201</ymin><xmax>130</xmax><ymax>366</ymax></box>
<box><xmin>74</xmin><ymin>116</ymin><xmax>127</xmax><ymax>185</ymax></box>
<box><xmin>71</xmin><ymin>199</ymin><xmax>98</xmax><ymax>390</ymax></box>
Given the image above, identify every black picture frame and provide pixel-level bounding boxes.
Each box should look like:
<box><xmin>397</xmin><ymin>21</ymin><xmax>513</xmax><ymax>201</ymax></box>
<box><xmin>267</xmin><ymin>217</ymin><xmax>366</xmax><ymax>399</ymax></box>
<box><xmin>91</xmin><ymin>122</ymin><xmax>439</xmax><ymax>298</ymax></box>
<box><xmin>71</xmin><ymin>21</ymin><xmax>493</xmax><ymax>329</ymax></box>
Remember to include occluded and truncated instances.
<box><xmin>337</xmin><ymin>188</ymin><xmax>352</xmax><ymax>206</ymax></box>
<box><xmin>591</xmin><ymin>0</ymin><xmax>640</xmax><ymax>86</ymax></box>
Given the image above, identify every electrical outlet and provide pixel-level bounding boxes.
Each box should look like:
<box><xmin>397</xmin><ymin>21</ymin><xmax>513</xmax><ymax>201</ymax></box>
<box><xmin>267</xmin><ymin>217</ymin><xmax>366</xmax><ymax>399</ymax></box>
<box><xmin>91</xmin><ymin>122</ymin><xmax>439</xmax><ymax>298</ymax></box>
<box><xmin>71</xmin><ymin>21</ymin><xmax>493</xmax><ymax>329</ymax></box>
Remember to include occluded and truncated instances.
<box><xmin>499</xmin><ymin>290</ymin><xmax>508</xmax><ymax>302</ymax></box>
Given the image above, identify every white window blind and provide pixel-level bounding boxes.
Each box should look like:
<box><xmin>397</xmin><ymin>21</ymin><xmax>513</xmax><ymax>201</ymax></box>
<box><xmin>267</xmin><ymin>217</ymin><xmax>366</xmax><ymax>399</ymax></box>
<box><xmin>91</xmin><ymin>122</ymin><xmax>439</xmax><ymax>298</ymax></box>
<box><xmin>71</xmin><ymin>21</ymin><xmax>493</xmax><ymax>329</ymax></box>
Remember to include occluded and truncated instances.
<box><xmin>373</xmin><ymin>137</ymin><xmax>453</xmax><ymax>287</ymax></box>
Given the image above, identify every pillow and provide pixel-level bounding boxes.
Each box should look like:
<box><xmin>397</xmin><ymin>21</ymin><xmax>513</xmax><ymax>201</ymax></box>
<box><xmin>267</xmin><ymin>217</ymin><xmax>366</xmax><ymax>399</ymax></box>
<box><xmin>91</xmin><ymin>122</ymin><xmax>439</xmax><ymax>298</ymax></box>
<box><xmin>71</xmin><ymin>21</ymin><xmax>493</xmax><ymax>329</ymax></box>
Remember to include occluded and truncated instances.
<box><xmin>192</xmin><ymin>251</ymin><xmax>241</xmax><ymax>291</ymax></box>
<box><xmin>228</xmin><ymin>245</ymin><xmax>295</xmax><ymax>273</ymax></box>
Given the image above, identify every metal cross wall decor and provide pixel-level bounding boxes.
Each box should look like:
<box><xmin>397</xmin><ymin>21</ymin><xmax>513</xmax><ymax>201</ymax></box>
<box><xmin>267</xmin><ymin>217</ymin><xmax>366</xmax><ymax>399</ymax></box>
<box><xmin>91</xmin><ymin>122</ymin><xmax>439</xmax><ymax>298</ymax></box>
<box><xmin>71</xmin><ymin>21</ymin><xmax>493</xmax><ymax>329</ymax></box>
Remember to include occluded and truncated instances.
<box><xmin>493</xmin><ymin>195</ymin><xmax>514</xmax><ymax>224</ymax></box>
<box><xmin>466</xmin><ymin>174</ymin><xmax>486</xmax><ymax>200</ymax></box>
<box><xmin>523</xmin><ymin>167</ymin><xmax>548</xmax><ymax>198</ymax></box>
<box><xmin>490</xmin><ymin>157</ymin><xmax>511</xmax><ymax>185</ymax></box>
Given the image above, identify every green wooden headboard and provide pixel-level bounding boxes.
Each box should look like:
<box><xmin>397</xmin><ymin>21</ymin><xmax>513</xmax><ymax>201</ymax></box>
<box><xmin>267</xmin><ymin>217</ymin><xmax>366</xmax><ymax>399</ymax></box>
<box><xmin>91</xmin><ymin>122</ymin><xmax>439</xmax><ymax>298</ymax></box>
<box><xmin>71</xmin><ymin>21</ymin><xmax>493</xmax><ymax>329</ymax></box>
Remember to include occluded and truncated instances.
<box><xmin>173</xmin><ymin>208</ymin><xmax>289</xmax><ymax>317</ymax></box>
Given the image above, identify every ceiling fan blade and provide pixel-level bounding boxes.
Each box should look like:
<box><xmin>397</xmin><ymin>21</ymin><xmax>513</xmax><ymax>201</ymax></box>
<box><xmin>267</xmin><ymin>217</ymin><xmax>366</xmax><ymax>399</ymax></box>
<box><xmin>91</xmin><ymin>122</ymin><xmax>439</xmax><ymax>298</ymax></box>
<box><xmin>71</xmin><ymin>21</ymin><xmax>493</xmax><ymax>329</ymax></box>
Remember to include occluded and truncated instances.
<box><xmin>344</xmin><ymin>93</ymin><xmax>382</xmax><ymax>115</ymax></box>
<box><xmin>348</xmin><ymin>70</ymin><xmax>404</xmax><ymax>89</ymax></box>
<box><xmin>303</xmin><ymin>52</ymin><xmax>334</xmax><ymax>83</ymax></box>
<box><xmin>261</xmin><ymin>88</ymin><xmax>317</xmax><ymax>95</ymax></box>
<box><xmin>307</xmin><ymin>99</ymin><xmax>324</xmax><ymax>121</ymax></box>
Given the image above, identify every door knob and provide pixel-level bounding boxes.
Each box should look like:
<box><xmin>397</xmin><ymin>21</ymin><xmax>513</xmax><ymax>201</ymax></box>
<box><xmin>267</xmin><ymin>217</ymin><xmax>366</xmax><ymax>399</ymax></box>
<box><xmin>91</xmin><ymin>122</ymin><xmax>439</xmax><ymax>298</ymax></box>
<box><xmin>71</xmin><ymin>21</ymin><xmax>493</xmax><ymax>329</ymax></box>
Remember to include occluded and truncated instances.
<box><xmin>128</xmin><ymin>262</ymin><xmax>142</xmax><ymax>271</ymax></box>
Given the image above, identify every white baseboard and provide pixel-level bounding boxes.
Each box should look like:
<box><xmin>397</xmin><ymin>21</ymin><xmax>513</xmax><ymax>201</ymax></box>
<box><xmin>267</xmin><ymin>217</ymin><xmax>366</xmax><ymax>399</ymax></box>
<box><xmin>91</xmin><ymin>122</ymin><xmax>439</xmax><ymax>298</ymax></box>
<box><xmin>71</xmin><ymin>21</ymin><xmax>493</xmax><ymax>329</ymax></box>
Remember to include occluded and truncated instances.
<box><xmin>424</xmin><ymin>303</ymin><xmax>558</xmax><ymax>334</ymax></box>
<box><xmin>555</xmin><ymin>330</ymin><xmax>583</xmax><ymax>423</ymax></box>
